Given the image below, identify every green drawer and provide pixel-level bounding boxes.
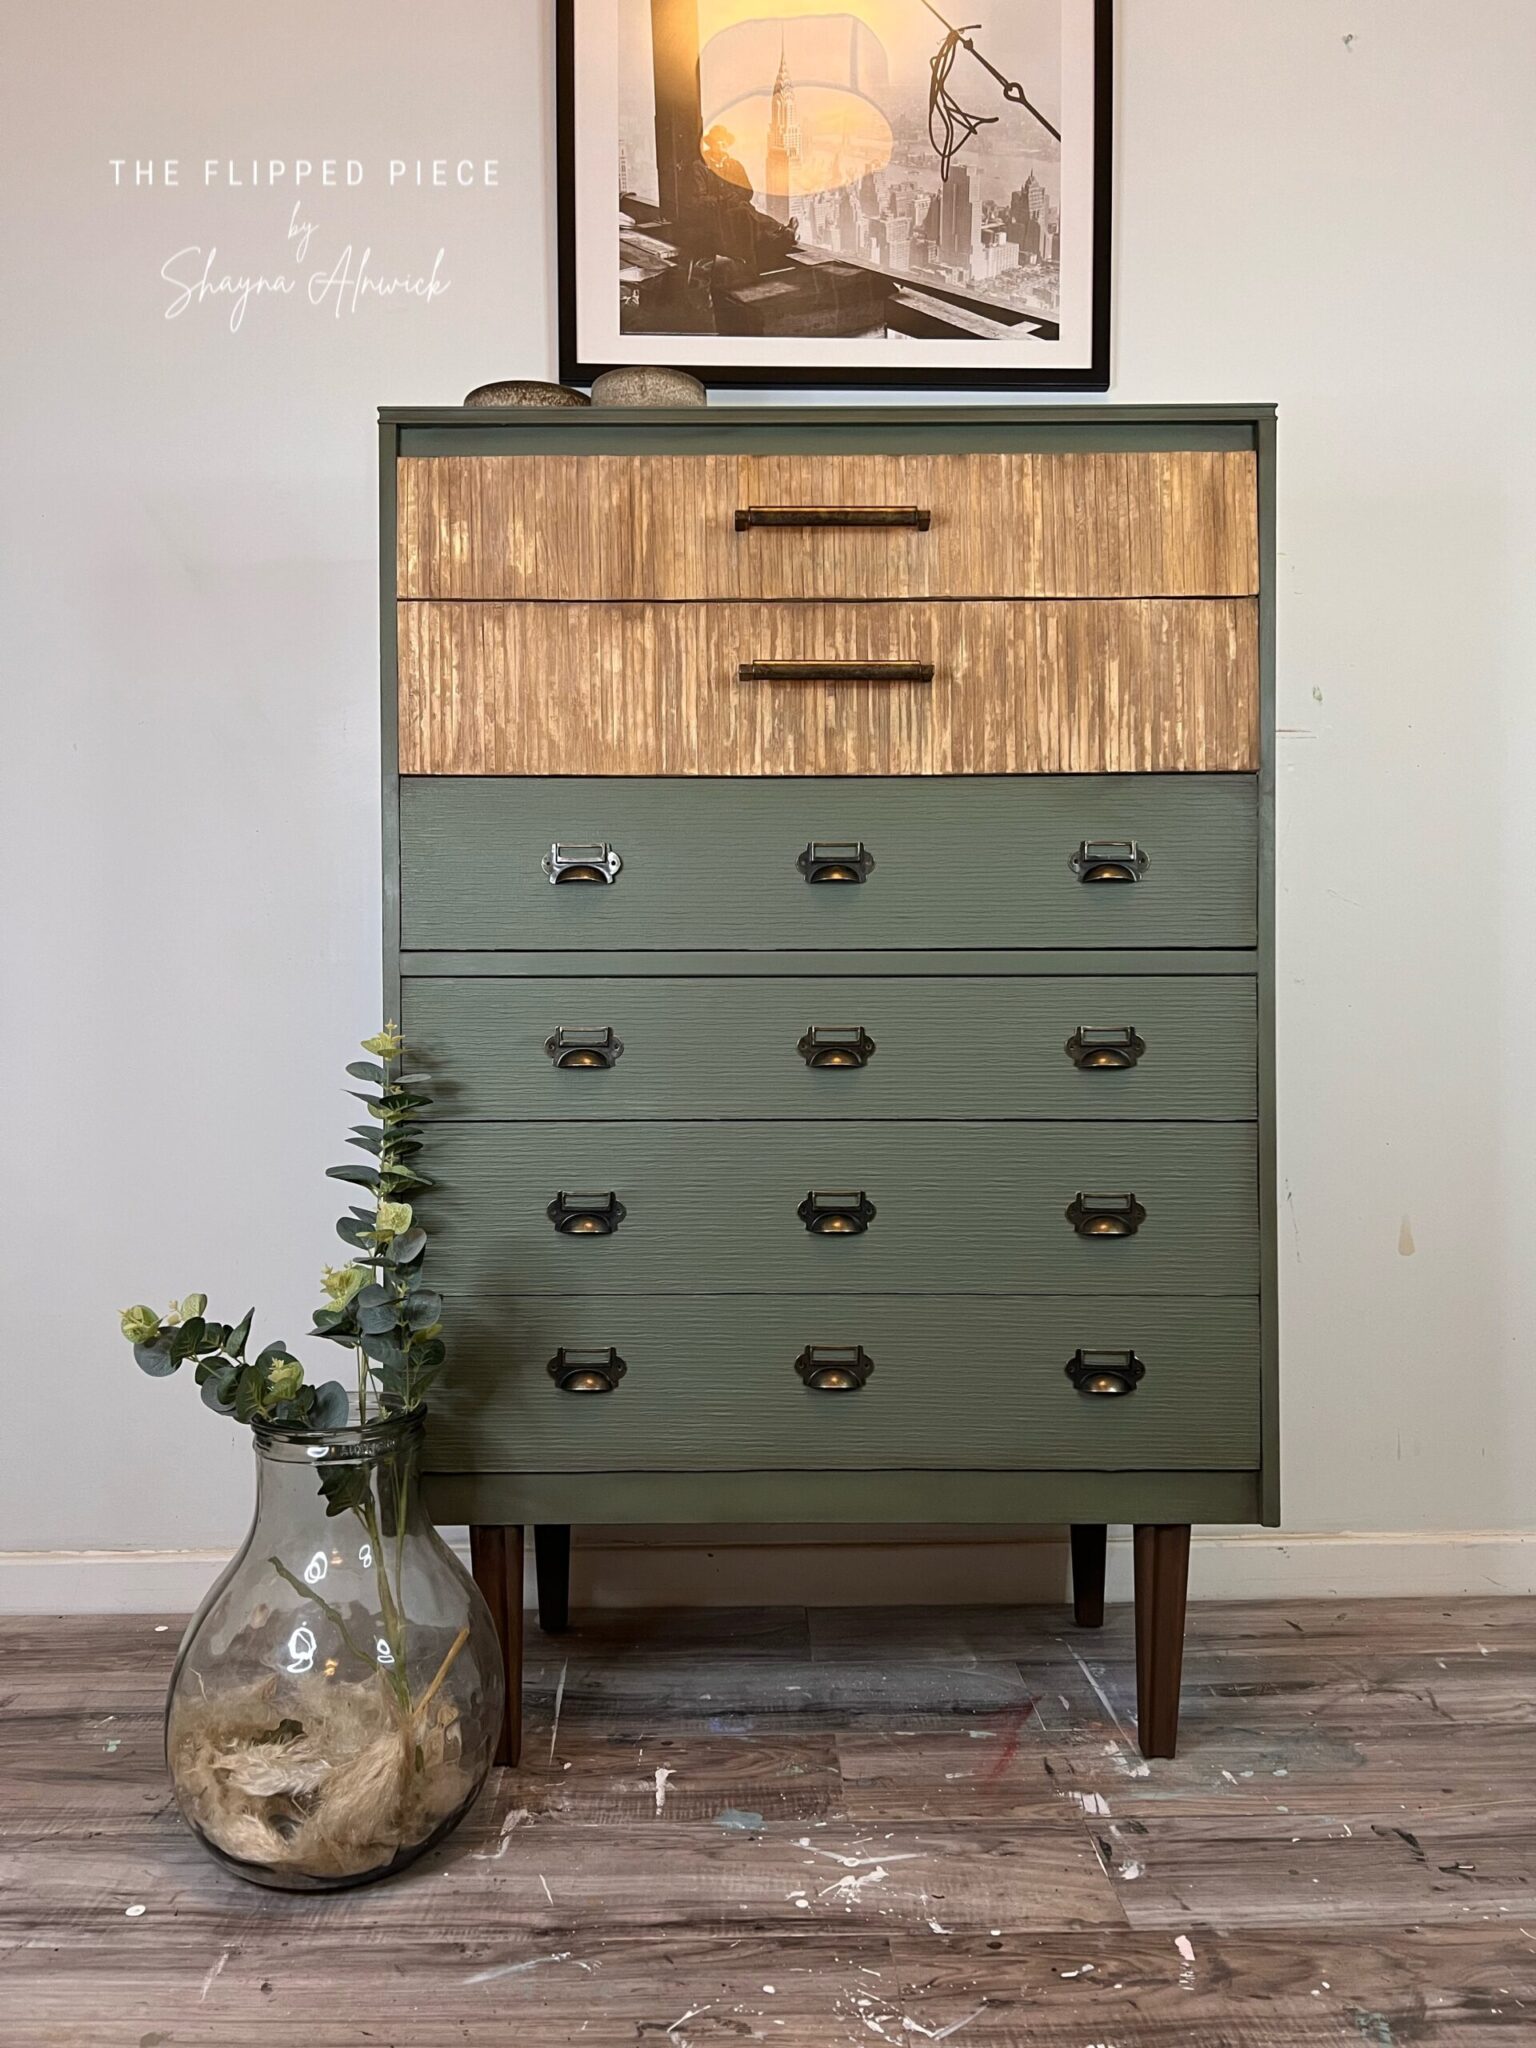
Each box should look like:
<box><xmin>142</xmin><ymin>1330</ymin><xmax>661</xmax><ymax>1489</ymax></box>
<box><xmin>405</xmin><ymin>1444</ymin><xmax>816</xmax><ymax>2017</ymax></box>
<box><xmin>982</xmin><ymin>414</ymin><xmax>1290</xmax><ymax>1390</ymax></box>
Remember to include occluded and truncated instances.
<box><xmin>423</xmin><ymin>1122</ymin><xmax>1258</xmax><ymax>1297</ymax></box>
<box><xmin>426</xmin><ymin>1295</ymin><xmax>1261</xmax><ymax>1473</ymax></box>
<box><xmin>405</xmin><ymin>971</ymin><xmax>1257</xmax><ymax>1122</ymax></box>
<box><xmin>399</xmin><ymin>776</ymin><xmax>1258</xmax><ymax>952</ymax></box>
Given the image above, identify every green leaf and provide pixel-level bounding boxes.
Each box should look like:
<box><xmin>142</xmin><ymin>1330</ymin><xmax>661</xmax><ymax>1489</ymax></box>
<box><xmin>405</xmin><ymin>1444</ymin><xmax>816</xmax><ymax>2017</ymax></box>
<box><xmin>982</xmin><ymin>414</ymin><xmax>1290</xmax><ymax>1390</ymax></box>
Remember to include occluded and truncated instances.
<box><xmin>361</xmin><ymin>1331</ymin><xmax>405</xmax><ymax>1367</ymax></box>
<box><xmin>133</xmin><ymin>1338</ymin><xmax>179</xmax><ymax>1378</ymax></box>
<box><xmin>357</xmin><ymin>1283</ymin><xmax>394</xmax><ymax>1308</ymax></box>
<box><xmin>386</xmin><ymin>1228</ymin><xmax>427</xmax><ymax>1266</ymax></box>
<box><xmin>226</xmin><ymin>1309</ymin><xmax>254</xmax><ymax>1359</ymax></box>
<box><xmin>358</xmin><ymin>1300</ymin><xmax>400</xmax><ymax>1336</ymax></box>
<box><xmin>233</xmin><ymin>1369</ymin><xmax>264</xmax><ymax>1424</ymax></box>
<box><xmin>319</xmin><ymin>1463</ymin><xmax>372</xmax><ymax>1518</ymax></box>
<box><xmin>168</xmin><ymin>1317</ymin><xmax>207</xmax><ymax>1363</ymax></box>
<box><xmin>311</xmin><ymin>1305</ymin><xmax>357</xmax><ymax>1336</ymax></box>
<box><xmin>309</xmin><ymin>1381</ymin><xmax>350</xmax><ymax>1428</ymax></box>
<box><xmin>253</xmin><ymin>1339</ymin><xmax>291</xmax><ymax>1371</ymax></box>
<box><xmin>326</xmin><ymin>1163</ymin><xmax>381</xmax><ymax>1190</ymax></box>
<box><xmin>409</xmin><ymin>1336</ymin><xmax>447</xmax><ymax>1373</ymax></box>
<box><xmin>336</xmin><ymin>1216</ymin><xmax>373</xmax><ymax>1248</ymax></box>
<box><xmin>403</xmin><ymin>1289</ymin><xmax>442</xmax><ymax>1329</ymax></box>
<box><xmin>346</xmin><ymin>1061</ymin><xmax>385</xmax><ymax>1084</ymax></box>
<box><xmin>200</xmin><ymin>1370</ymin><xmax>238</xmax><ymax>1413</ymax></box>
<box><xmin>347</xmin><ymin>1128</ymin><xmax>384</xmax><ymax>1155</ymax></box>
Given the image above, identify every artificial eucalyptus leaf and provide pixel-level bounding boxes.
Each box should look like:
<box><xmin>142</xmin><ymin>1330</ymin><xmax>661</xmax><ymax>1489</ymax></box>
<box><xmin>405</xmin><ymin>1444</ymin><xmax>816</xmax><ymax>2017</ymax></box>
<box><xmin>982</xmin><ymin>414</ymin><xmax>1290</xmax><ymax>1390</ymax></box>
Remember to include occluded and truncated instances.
<box><xmin>346</xmin><ymin>1061</ymin><xmax>385</xmax><ymax>1084</ymax></box>
<box><xmin>358</xmin><ymin>1299</ymin><xmax>400</xmax><ymax>1336</ymax></box>
<box><xmin>318</xmin><ymin>1463</ymin><xmax>373</xmax><ymax>1518</ymax></box>
<box><xmin>309</xmin><ymin>1380</ymin><xmax>350</xmax><ymax>1428</ymax></box>
<box><xmin>386</xmin><ymin>1228</ymin><xmax>427</xmax><ymax>1265</ymax></box>
<box><xmin>133</xmin><ymin>1338</ymin><xmax>180</xmax><ymax>1378</ymax></box>
<box><xmin>326</xmin><ymin>1163</ymin><xmax>381</xmax><ymax>1190</ymax></box>
<box><xmin>348</xmin><ymin>1128</ymin><xmax>384</xmax><ymax>1155</ymax></box>
<box><xmin>357</xmin><ymin>1283</ymin><xmax>393</xmax><ymax>1308</ymax></box>
<box><xmin>253</xmin><ymin>1339</ymin><xmax>291</xmax><ymax>1371</ymax></box>
<box><xmin>404</xmin><ymin>1289</ymin><xmax>443</xmax><ymax>1329</ymax></box>
<box><xmin>336</xmin><ymin>1215</ymin><xmax>372</xmax><ymax>1248</ymax></box>
<box><xmin>361</xmin><ymin>1331</ymin><xmax>406</xmax><ymax>1367</ymax></box>
<box><xmin>233</xmin><ymin>1370</ymin><xmax>263</xmax><ymax>1424</ymax></box>
<box><xmin>226</xmin><ymin>1309</ymin><xmax>254</xmax><ymax>1359</ymax></box>
<box><xmin>168</xmin><ymin>1317</ymin><xmax>207</xmax><ymax>1363</ymax></box>
<box><xmin>200</xmin><ymin>1371</ymin><xmax>238</xmax><ymax>1413</ymax></box>
<box><xmin>410</xmin><ymin>1336</ymin><xmax>447</xmax><ymax>1373</ymax></box>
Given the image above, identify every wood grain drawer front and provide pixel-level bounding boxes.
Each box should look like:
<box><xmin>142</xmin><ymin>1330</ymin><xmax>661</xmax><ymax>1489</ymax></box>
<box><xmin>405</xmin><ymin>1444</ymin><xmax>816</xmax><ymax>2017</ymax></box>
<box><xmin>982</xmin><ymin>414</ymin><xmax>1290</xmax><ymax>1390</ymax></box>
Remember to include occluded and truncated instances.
<box><xmin>397</xmin><ymin>452</ymin><xmax>1259</xmax><ymax>600</ymax></box>
<box><xmin>426</xmin><ymin>1295</ymin><xmax>1260</xmax><ymax>1473</ymax></box>
<box><xmin>400</xmin><ymin>776</ymin><xmax>1258</xmax><ymax>953</ymax></box>
<box><xmin>404</xmin><ymin>974</ymin><xmax>1257</xmax><ymax>1123</ymax></box>
<box><xmin>398</xmin><ymin>599</ymin><xmax>1258</xmax><ymax>777</ymax></box>
<box><xmin>423</xmin><ymin>1123</ymin><xmax>1258</xmax><ymax>1299</ymax></box>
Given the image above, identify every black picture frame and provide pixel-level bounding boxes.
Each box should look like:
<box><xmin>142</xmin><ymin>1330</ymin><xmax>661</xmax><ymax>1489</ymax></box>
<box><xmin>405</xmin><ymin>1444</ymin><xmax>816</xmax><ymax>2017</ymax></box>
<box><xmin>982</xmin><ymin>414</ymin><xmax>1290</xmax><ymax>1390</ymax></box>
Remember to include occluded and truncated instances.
<box><xmin>556</xmin><ymin>0</ymin><xmax>1113</xmax><ymax>391</ymax></box>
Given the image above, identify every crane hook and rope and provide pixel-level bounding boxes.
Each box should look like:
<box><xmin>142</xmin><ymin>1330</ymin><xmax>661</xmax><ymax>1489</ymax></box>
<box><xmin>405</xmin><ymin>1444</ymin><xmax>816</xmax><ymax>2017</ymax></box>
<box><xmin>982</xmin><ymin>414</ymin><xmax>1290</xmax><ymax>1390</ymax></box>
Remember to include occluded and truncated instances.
<box><xmin>919</xmin><ymin>0</ymin><xmax>1061</xmax><ymax>182</ymax></box>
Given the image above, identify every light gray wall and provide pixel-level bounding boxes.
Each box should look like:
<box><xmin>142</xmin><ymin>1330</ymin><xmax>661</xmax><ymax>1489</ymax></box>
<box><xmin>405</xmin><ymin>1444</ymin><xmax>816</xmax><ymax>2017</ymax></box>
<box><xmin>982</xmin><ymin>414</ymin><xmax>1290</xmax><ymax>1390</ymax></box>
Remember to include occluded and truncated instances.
<box><xmin>6</xmin><ymin>1</ymin><xmax>1536</xmax><ymax>1578</ymax></box>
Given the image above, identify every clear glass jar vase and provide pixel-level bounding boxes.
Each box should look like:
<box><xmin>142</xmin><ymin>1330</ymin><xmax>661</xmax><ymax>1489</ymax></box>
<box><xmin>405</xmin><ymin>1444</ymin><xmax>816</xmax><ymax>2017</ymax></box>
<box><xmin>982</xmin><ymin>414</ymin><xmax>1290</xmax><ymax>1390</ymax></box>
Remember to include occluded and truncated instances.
<box><xmin>165</xmin><ymin>1407</ymin><xmax>503</xmax><ymax>1890</ymax></box>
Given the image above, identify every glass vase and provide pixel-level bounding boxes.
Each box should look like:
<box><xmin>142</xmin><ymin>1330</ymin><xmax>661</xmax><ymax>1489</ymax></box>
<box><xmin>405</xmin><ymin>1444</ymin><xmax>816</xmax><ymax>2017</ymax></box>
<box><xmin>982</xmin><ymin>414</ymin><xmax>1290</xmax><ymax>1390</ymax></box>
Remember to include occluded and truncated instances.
<box><xmin>165</xmin><ymin>1406</ymin><xmax>503</xmax><ymax>1890</ymax></box>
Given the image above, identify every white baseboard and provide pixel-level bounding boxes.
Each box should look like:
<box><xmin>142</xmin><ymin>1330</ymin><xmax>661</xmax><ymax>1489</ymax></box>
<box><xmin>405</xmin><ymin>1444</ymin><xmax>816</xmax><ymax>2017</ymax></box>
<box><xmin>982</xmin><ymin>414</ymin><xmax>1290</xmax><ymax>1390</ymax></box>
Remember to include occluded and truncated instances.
<box><xmin>3</xmin><ymin>1528</ymin><xmax>1535</xmax><ymax>1614</ymax></box>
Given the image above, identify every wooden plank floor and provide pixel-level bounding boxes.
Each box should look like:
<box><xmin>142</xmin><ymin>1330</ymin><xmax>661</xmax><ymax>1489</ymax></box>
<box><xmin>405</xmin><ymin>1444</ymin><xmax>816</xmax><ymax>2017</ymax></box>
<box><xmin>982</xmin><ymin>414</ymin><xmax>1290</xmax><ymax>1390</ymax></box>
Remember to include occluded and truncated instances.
<box><xmin>3</xmin><ymin>1599</ymin><xmax>1536</xmax><ymax>2045</ymax></box>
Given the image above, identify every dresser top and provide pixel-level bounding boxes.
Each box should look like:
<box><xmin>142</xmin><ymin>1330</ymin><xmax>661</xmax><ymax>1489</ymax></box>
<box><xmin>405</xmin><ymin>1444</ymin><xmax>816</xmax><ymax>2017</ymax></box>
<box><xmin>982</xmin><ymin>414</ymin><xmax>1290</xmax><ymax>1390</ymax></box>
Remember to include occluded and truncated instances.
<box><xmin>380</xmin><ymin>402</ymin><xmax>1276</xmax><ymax>428</ymax></box>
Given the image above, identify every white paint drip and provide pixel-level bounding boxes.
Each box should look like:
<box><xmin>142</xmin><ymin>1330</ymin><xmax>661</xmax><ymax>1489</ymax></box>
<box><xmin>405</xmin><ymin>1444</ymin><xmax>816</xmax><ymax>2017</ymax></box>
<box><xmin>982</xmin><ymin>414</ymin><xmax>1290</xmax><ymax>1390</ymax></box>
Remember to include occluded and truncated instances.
<box><xmin>548</xmin><ymin>1658</ymin><xmax>569</xmax><ymax>1763</ymax></box>
<box><xmin>1175</xmin><ymin>1933</ymin><xmax>1196</xmax><ymax>1990</ymax></box>
<box><xmin>472</xmin><ymin>1806</ymin><xmax>531</xmax><ymax>1860</ymax></box>
<box><xmin>198</xmin><ymin>1952</ymin><xmax>229</xmax><ymax>2003</ymax></box>
<box><xmin>1119</xmin><ymin>1859</ymin><xmax>1144</xmax><ymax>1881</ymax></box>
<box><xmin>123</xmin><ymin>1905</ymin><xmax>146</xmax><ymax>1919</ymax></box>
<box><xmin>794</xmin><ymin>1837</ymin><xmax>920</xmax><ymax>1869</ymax></box>
<box><xmin>666</xmin><ymin>2004</ymin><xmax>712</xmax><ymax>2035</ymax></box>
<box><xmin>1071</xmin><ymin>1791</ymin><xmax>1111</xmax><ymax>1816</ymax></box>
<box><xmin>654</xmin><ymin>1765</ymin><xmax>675</xmax><ymax>1814</ymax></box>
<box><xmin>927</xmin><ymin>1917</ymin><xmax>952</xmax><ymax>1934</ymax></box>
<box><xmin>539</xmin><ymin>1874</ymin><xmax>554</xmax><ymax>1905</ymax></box>
<box><xmin>820</xmin><ymin>1865</ymin><xmax>891</xmax><ymax>1905</ymax></box>
<box><xmin>465</xmin><ymin>1950</ymin><xmax>572</xmax><ymax>1985</ymax></box>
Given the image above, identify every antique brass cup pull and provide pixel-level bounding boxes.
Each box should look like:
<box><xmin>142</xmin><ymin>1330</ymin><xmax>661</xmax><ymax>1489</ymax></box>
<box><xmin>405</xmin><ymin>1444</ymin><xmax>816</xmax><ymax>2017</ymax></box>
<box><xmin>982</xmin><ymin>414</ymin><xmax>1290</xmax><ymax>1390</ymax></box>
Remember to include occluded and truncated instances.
<box><xmin>545</xmin><ymin>1026</ymin><xmax>624</xmax><ymax>1070</ymax></box>
<box><xmin>799</xmin><ymin>841</ymin><xmax>874</xmax><ymax>884</ymax></box>
<box><xmin>543</xmin><ymin>841</ymin><xmax>623</xmax><ymax>885</ymax></box>
<box><xmin>548</xmin><ymin>1347</ymin><xmax>627</xmax><ymax>1393</ymax></box>
<box><xmin>797</xmin><ymin>1190</ymin><xmax>876</xmax><ymax>1236</ymax></box>
<box><xmin>1065</xmin><ymin>1348</ymin><xmax>1145</xmax><ymax>1396</ymax></box>
<box><xmin>1069</xmin><ymin>839</ymin><xmax>1148</xmax><ymax>884</ymax></box>
<box><xmin>1066</xmin><ymin>1192</ymin><xmax>1147</xmax><ymax>1238</ymax></box>
<box><xmin>797</xmin><ymin>1025</ymin><xmax>876</xmax><ymax>1070</ymax></box>
<box><xmin>734</xmin><ymin>504</ymin><xmax>932</xmax><ymax>530</ymax></box>
<box><xmin>795</xmin><ymin>1344</ymin><xmax>875</xmax><ymax>1391</ymax></box>
<box><xmin>1065</xmin><ymin>1025</ymin><xmax>1146</xmax><ymax>1071</ymax></box>
<box><xmin>547</xmin><ymin>1190</ymin><xmax>627</xmax><ymax>1237</ymax></box>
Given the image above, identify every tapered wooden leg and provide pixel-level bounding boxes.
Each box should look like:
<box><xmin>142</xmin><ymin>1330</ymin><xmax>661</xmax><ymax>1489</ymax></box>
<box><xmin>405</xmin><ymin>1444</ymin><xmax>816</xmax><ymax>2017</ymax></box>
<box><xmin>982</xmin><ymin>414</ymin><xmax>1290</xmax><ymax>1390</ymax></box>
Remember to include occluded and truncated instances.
<box><xmin>534</xmin><ymin>1524</ymin><xmax>572</xmax><ymax>1634</ymax></box>
<box><xmin>1069</xmin><ymin>1524</ymin><xmax>1107</xmax><ymax>1627</ymax></box>
<box><xmin>469</xmin><ymin>1524</ymin><xmax>524</xmax><ymax>1767</ymax></box>
<box><xmin>1133</xmin><ymin>1523</ymin><xmax>1190</xmax><ymax>1759</ymax></box>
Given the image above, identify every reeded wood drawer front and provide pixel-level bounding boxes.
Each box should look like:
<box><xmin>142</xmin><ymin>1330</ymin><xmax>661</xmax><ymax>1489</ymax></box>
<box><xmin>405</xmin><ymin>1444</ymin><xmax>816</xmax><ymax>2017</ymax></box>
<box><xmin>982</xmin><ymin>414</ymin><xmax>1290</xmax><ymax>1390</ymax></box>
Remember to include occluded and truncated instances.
<box><xmin>398</xmin><ymin>599</ymin><xmax>1258</xmax><ymax>777</ymax></box>
<box><xmin>423</xmin><ymin>1123</ymin><xmax>1258</xmax><ymax>1298</ymax></box>
<box><xmin>400</xmin><ymin>776</ymin><xmax>1258</xmax><ymax>953</ymax></box>
<box><xmin>396</xmin><ymin>452</ymin><xmax>1259</xmax><ymax>601</ymax></box>
<box><xmin>404</xmin><ymin>974</ymin><xmax>1257</xmax><ymax>1123</ymax></box>
<box><xmin>426</xmin><ymin>1296</ymin><xmax>1260</xmax><ymax>1473</ymax></box>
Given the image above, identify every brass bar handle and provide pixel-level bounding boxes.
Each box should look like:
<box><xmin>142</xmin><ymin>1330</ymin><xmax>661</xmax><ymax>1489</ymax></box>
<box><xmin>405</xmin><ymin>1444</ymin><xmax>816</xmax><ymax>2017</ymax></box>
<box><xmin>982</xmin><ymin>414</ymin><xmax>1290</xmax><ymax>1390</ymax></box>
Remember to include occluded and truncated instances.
<box><xmin>795</xmin><ymin>1344</ymin><xmax>875</xmax><ymax>1391</ymax></box>
<box><xmin>543</xmin><ymin>841</ymin><xmax>623</xmax><ymax>885</ymax></box>
<box><xmin>798</xmin><ymin>1025</ymin><xmax>876</xmax><ymax>1069</ymax></box>
<box><xmin>734</xmin><ymin>505</ymin><xmax>931</xmax><ymax>531</ymax></box>
<box><xmin>548</xmin><ymin>1347</ymin><xmax>627</xmax><ymax>1393</ymax></box>
<box><xmin>1066</xmin><ymin>1192</ymin><xmax>1147</xmax><ymax>1239</ymax></box>
<box><xmin>547</xmin><ymin>1190</ymin><xmax>627</xmax><ymax>1237</ymax></box>
<box><xmin>1070</xmin><ymin>839</ymin><xmax>1148</xmax><ymax>885</ymax></box>
<box><xmin>1066</xmin><ymin>1026</ymin><xmax>1146</xmax><ymax>1072</ymax></box>
<box><xmin>1066</xmin><ymin>1348</ymin><xmax>1145</xmax><ymax>1397</ymax></box>
<box><xmin>798</xmin><ymin>1189</ymin><xmax>876</xmax><ymax>1236</ymax></box>
<box><xmin>739</xmin><ymin>660</ymin><xmax>934</xmax><ymax>686</ymax></box>
<box><xmin>799</xmin><ymin>841</ymin><xmax>875</xmax><ymax>884</ymax></box>
<box><xmin>545</xmin><ymin>1026</ymin><xmax>624</xmax><ymax>1070</ymax></box>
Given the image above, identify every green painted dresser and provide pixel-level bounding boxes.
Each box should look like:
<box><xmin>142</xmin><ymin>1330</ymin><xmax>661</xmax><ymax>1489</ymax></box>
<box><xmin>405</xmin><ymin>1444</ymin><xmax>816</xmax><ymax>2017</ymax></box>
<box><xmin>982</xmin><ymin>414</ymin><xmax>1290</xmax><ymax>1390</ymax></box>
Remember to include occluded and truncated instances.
<box><xmin>378</xmin><ymin>403</ymin><xmax>1277</xmax><ymax>1760</ymax></box>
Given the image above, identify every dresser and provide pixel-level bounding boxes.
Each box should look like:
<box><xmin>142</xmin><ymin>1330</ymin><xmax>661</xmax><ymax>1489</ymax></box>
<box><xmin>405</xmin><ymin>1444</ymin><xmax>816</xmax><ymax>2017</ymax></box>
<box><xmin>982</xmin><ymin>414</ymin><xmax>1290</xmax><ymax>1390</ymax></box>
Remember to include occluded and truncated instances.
<box><xmin>379</xmin><ymin>402</ymin><xmax>1277</xmax><ymax>1763</ymax></box>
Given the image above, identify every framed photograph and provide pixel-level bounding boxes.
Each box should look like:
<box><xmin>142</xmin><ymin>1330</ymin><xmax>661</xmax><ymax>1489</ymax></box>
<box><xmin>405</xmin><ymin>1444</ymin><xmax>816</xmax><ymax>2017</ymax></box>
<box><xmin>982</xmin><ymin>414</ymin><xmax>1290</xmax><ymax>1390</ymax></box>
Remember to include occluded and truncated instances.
<box><xmin>557</xmin><ymin>0</ymin><xmax>1112</xmax><ymax>390</ymax></box>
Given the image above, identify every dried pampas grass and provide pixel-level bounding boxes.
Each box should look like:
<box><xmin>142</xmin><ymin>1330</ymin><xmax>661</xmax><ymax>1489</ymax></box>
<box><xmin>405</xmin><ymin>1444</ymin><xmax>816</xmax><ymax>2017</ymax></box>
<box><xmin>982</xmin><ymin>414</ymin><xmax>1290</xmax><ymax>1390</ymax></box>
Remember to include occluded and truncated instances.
<box><xmin>170</xmin><ymin>1661</ymin><xmax>474</xmax><ymax>1881</ymax></box>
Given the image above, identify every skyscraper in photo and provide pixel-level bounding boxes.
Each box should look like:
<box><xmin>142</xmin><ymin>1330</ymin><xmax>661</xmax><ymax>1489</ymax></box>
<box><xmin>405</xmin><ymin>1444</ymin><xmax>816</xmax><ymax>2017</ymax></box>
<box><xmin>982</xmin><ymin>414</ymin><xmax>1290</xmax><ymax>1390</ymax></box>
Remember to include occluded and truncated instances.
<box><xmin>764</xmin><ymin>37</ymin><xmax>801</xmax><ymax>222</ymax></box>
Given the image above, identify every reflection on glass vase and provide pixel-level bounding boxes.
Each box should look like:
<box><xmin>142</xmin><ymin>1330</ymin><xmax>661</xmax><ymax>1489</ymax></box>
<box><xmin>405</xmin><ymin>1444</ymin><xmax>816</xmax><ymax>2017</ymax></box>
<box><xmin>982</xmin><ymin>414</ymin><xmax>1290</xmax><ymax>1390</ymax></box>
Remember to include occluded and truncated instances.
<box><xmin>166</xmin><ymin>1406</ymin><xmax>503</xmax><ymax>1890</ymax></box>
